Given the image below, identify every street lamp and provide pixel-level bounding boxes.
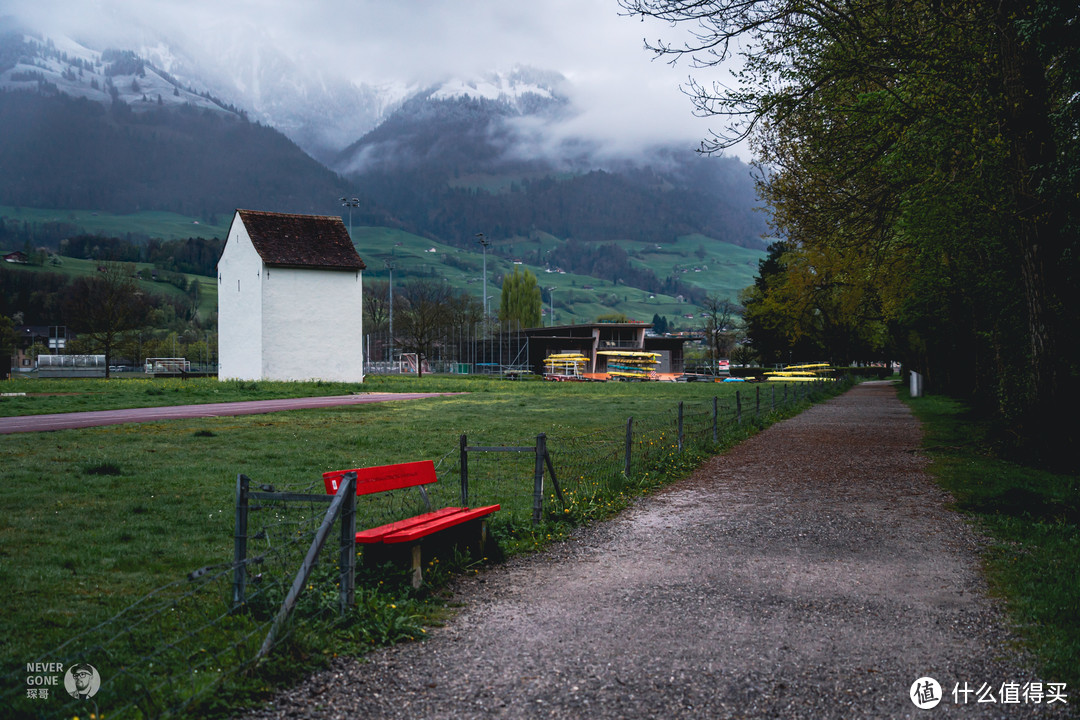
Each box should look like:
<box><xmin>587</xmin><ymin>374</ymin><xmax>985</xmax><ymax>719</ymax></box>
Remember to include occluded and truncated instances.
<box><xmin>384</xmin><ymin>257</ymin><xmax>395</xmax><ymax>363</ymax></box>
<box><xmin>547</xmin><ymin>287</ymin><xmax>556</xmax><ymax>327</ymax></box>
<box><xmin>340</xmin><ymin>197</ymin><xmax>360</xmax><ymax>238</ymax></box>
<box><xmin>476</xmin><ymin>233</ymin><xmax>490</xmax><ymax>320</ymax></box>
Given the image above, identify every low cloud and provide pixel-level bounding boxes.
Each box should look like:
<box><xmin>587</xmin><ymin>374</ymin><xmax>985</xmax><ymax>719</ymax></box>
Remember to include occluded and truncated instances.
<box><xmin>3</xmin><ymin>0</ymin><xmax>748</xmax><ymax>160</ymax></box>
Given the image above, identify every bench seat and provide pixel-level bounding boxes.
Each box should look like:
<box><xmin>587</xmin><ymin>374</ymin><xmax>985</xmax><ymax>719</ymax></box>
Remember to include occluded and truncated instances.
<box><xmin>324</xmin><ymin>461</ymin><xmax>499</xmax><ymax>587</ymax></box>
<box><xmin>355</xmin><ymin>505</ymin><xmax>500</xmax><ymax>544</ymax></box>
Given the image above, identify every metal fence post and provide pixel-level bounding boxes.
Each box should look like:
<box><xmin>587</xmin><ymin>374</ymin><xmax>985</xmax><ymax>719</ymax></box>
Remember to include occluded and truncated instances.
<box><xmin>533</xmin><ymin>433</ymin><xmax>547</xmax><ymax>524</ymax></box>
<box><xmin>459</xmin><ymin>433</ymin><xmax>469</xmax><ymax>505</ymax></box>
<box><xmin>338</xmin><ymin>472</ymin><xmax>357</xmax><ymax>616</ymax></box>
<box><xmin>232</xmin><ymin>473</ymin><xmax>249</xmax><ymax>612</ymax></box>
<box><xmin>677</xmin><ymin>401</ymin><xmax>684</xmax><ymax>453</ymax></box>
<box><xmin>624</xmin><ymin>417</ymin><xmax>633</xmax><ymax>477</ymax></box>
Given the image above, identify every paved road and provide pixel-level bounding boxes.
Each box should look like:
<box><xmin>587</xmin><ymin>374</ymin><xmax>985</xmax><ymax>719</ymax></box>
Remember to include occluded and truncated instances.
<box><xmin>0</xmin><ymin>393</ymin><xmax>460</xmax><ymax>434</ymax></box>
<box><xmin>244</xmin><ymin>382</ymin><xmax>1054</xmax><ymax>719</ymax></box>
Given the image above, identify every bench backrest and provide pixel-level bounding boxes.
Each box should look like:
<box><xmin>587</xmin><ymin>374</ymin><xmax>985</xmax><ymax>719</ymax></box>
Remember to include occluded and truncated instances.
<box><xmin>323</xmin><ymin>460</ymin><xmax>437</xmax><ymax>496</ymax></box>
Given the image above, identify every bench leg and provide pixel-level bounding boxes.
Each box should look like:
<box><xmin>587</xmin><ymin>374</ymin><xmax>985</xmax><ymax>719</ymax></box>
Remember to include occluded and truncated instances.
<box><xmin>410</xmin><ymin>544</ymin><xmax>423</xmax><ymax>589</ymax></box>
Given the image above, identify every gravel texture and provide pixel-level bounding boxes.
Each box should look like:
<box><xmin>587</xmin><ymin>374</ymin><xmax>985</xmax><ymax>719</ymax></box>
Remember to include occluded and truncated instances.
<box><xmin>241</xmin><ymin>382</ymin><xmax>1071</xmax><ymax>719</ymax></box>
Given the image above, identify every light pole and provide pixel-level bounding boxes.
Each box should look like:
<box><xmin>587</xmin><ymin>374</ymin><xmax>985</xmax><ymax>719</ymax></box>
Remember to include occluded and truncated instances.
<box><xmin>384</xmin><ymin>257</ymin><xmax>395</xmax><ymax>363</ymax></box>
<box><xmin>476</xmin><ymin>233</ymin><xmax>490</xmax><ymax>321</ymax></box>
<box><xmin>340</xmin><ymin>197</ymin><xmax>360</xmax><ymax>238</ymax></box>
<box><xmin>548</xmin><ymin>287</ymin><xmax>556</xmax><ymax>327</ymax></box>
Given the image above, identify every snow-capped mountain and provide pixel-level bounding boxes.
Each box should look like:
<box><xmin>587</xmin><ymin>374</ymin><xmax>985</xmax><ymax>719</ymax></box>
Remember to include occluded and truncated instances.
<box><xmin>0</xmin><ymin>33</ymin><xmax>241</xmax><ymax>116</ymax></box>
<box><xmin>0</xmin><ymin>27</ymin><xmax>768</xmax><ymax>251</ymax></box>
<box><xmin>0</xmin><ymin>29</ymin><xmax>572</xmax><ymax>166</ymax></box>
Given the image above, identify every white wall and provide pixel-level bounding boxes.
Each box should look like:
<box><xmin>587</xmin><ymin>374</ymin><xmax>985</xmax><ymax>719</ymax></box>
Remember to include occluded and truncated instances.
<box><xmin>261</xmin><ymin>267</ymin><xmax>364</xmax><ymax>382</ymax></box>
<box><xmin>217</xmin><ymin>215</ymin><xmax>264</xmax><ymax>381</ymax></box>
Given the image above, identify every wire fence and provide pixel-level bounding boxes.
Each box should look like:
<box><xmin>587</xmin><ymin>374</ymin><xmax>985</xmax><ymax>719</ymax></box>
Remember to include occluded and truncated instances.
<box><xmin>5</xmin><ymin>378</ymin><xmax>849</xmax><ymax>719</ymax></box>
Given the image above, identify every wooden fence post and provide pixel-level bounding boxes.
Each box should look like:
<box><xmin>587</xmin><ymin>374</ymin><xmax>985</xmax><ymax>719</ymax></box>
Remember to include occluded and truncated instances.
<box><xmin>459</xmin><ymin>433</ymin><xmax>469</xmax><ymax>506</ymax></box>
<box><xmin>677</xmin><ymin>401</ymin><xmax>684</xmax><ymax>453</ymax></box>
<box><xmin>232</xmin><ymin>473</ymin><xmax>249</xmax><ymax>613</ymax></box>
<box><xmin>256</xmin><ymin>472</ymin><xmax>356</xmax><ymax>663</ymax></box>
<box><xmin>533</xmin><ymin>433</ymin><xmax>547</xmax><ymax>524</ymax></box>
<box><xmin>736</xmin><ymin>390</ymin><xmax>742</xmax><ymax>425</ymax></box>
<box><xmin>712</xmin><ymin>396</ymin><xmax>718</xmax><ymax>443</ymax></box>
<box><xmin>338</xmin><ymin>473</ymin><xmax>357</xmax><ymax>616</ymax></box>
<box><xmin>624</xmin><ymin>417</ymin><xmax>633</xmax><ymax>477</ymax></box>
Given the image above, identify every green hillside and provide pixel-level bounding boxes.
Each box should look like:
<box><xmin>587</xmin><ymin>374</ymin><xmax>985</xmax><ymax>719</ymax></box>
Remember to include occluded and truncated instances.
<box><xmin>3</xmin><ymin>208</ymin><xmax>763</xmax><ymax>330</ymax></box>
<box><xmin>0</xmin><ymin>206</ymin><xmax>228</xmax><ymax>242</ymax></box>
<box><xmin>353</xmin><ymin>227</ymin><xmax>763</xmax><ymax>328</ymax></box>
<box><xmin>0</xmin><ymin>252</ymin><xmax>217</xmax><ymax>321</ymax></box>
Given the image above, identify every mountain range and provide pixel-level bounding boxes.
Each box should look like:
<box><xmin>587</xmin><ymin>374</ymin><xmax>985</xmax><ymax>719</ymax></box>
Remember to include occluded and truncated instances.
<box><xmin>0</xmin><ymin>26</ymin><xmax>768</xmax><ymax>297</ymax></box>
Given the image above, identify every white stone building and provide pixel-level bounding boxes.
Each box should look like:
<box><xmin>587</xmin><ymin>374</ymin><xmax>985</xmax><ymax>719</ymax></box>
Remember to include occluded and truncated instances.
<box><xmin>217</xmin><ymin>209</ymin><xmax>366</xmax><ymax>382</ymax></box>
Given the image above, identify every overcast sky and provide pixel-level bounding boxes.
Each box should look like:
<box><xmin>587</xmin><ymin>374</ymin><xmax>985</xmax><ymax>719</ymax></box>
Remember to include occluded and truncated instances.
<box><xmin>5</xmin><ymin>0</ymin><xmax>749</xmax><ymax>160</ymax></box>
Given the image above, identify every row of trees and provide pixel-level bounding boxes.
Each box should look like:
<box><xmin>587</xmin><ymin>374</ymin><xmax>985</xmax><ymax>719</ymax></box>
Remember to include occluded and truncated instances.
<box><xmin>623</xmin><ymin>0</ymin><xmax>1078</xmax><ymax>460</ymax></box>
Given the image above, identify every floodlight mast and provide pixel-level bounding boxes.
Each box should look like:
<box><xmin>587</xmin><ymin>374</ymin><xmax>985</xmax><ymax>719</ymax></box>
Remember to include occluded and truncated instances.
<box><xmin>476</xmin><ymin>233</ymin><xmax>490</xmax><ymax>321</ymax></box>
<box><xmin>385</xmin><ymin>257</ymin><xmax>395</xmax><ymax>362</ymax></box>
<box><xmin>340</xmin><ymin>196</ymin><xmax>360</xmax><ymax>238</ymax></box>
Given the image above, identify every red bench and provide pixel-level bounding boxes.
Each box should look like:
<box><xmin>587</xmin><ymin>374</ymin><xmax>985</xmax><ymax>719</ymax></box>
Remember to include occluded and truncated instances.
<box><xmin>323</xmin><ymin>460</ymin><xmax>499</xmax><ymax>588</ymax></box>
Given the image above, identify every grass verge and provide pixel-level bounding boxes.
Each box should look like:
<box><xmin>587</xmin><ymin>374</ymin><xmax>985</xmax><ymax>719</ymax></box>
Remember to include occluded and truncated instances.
<box><xmin>901</xmin><ymin>388</ymin><xmax>1079</xmax><ymax>690</ymax></box>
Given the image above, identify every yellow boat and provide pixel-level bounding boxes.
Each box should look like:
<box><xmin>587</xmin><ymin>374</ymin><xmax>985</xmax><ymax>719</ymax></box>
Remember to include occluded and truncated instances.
<box><xmin>544</xmin><ymin>353</ymin><xmax>589</xmax><ymax>380</ymax></box>
<box><xmin>597</xmin><ymin>350</ymin><xmax>661</xmax><ymax>381</ymax></box>
<box><xmin>764</xmin><ymin>363</ymin><xmax>836</xmax><ymax>382</ymax></box>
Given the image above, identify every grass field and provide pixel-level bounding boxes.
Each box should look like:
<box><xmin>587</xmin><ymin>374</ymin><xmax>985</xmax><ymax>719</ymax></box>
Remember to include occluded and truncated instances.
<box><xmin>0</xmin><ymin>374</ymin><xmax>829</xmax><ymax>718</ymax></box>
<box><xmin>902</xmin><ymin>390</ymin><xmax>1080</xmax><ymax>692</ymax></box>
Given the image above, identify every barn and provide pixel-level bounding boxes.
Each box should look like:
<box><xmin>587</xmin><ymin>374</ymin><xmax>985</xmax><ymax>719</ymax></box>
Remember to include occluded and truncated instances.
<box><xmin>217</xmin><ymin>209</ymin><xmax>366</xmax><ymax>382</ymax></box>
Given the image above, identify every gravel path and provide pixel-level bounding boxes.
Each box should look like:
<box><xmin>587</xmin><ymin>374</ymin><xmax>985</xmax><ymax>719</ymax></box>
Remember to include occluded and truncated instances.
<box><xmin>242</xmin><ymin>382</ymin><xmax>1067</xmax><ymax>719</ymax></box>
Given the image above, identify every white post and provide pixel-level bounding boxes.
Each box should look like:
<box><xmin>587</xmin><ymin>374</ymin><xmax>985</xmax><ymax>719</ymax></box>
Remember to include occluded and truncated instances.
<box><xmin>910</xmin><ymin>370</ymin><xmax>923</xmax><ymax>398</ymax></box>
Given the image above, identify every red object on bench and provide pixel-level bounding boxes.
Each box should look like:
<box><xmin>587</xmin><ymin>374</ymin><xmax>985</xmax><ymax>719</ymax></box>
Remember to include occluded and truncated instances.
<box><xmin>323</xmin><ymin>460</ymin><xmax>499</xmax><ymax>587</ymax></box>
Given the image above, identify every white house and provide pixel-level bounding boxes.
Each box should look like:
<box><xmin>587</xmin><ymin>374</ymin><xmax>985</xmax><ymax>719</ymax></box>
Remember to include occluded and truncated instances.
<box><xmin>218</xmin><ymin>209</ymin><xmax>366</xmax><ymax>382</ymax></box>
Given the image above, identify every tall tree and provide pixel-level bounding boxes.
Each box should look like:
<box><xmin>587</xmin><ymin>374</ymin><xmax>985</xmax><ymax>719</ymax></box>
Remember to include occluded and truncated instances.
<box><xmin>498</xmin><ymin>267</ymin><xmax>541</xmax><ymax>331</ymax></box>
<box><xmin>394</xmin><ymin>280</ymin><xmax>453</xmax><ymax>378</ymax></box>
<box><xmin>63</xmin><ymin>262</ymin><xmax>151</xmax><ymax>377</ymax></box>
<box><xmin>700</xmin><ymin>294</ymin><xmax>739</xmax><ymax>370</ymax></box>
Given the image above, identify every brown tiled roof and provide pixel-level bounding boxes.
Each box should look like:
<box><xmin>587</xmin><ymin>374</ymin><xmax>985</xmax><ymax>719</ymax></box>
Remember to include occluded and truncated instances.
<box><xmin>236</xmin><ymin>209</ymin><xmax>366</xmax><ymax>270</ymax></box>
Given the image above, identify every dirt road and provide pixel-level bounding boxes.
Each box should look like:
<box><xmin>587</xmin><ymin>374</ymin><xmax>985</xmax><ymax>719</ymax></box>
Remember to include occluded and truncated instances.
<box><xmin>244</xmin><ymin>382</ymin><xmax>1059</xmax><ymax>719</ymax></box>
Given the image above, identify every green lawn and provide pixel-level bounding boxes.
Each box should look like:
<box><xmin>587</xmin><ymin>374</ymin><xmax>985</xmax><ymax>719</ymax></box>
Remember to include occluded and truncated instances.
<box><xmin>0</xmin><ymin>374</ymin><xmax>830</xmax><ymax>718</ymax></box>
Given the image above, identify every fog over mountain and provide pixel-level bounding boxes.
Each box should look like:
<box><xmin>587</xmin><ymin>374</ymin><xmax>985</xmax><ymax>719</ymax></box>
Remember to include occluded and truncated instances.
<box><xmin>0</xmin><ymin>2</ymin><xmax>769</xmax><ymax>256</ymax></box>
<box><xmin>1</xmin><ymin>0</ymin><xmax>745</xmax><ymax>163</ymax></box>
